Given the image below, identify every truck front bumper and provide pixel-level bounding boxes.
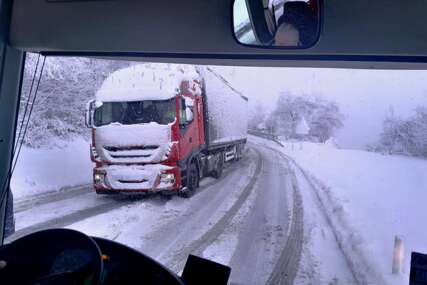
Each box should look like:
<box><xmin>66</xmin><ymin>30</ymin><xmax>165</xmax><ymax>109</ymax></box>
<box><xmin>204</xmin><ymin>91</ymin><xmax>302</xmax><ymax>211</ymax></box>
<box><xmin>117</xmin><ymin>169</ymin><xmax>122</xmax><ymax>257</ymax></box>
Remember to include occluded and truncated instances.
<box><xmin>93</xmin><ymin>164</ymin><xmax>181</xmax><ymax>193</ymax></box>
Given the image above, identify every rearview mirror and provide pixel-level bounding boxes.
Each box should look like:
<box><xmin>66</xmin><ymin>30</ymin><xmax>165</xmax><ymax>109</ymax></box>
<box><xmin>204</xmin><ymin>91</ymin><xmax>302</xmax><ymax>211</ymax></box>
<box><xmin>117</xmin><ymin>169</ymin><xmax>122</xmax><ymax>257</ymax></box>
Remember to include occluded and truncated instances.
<box><xmin>233</xmin><ymin>0</ymin><xmax>320</xmax><ymax>48</ymax></box>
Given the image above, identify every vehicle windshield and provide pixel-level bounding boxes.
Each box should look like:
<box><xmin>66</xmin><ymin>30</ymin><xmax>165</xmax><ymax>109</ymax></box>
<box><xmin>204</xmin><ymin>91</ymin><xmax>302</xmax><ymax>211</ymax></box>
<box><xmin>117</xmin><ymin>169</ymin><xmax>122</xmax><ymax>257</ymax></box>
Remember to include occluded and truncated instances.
<box><xmin>93</xmin><ymin>99</ymin><xmax>176</xmax><ymax>127</ymax></box>
<box><xmin>6</xmin><ymin>54</ymin><xmax>426</xmax><ymax>285</ymax></box>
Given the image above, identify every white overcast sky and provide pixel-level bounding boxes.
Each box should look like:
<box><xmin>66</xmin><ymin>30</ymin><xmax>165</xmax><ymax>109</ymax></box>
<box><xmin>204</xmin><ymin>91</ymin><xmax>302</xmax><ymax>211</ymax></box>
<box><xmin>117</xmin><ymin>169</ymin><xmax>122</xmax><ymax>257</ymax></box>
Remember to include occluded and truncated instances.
<box><xmin>211</xmin><ymin>66</ymin><xmax>427</xmax><ymax>149</ymax></box>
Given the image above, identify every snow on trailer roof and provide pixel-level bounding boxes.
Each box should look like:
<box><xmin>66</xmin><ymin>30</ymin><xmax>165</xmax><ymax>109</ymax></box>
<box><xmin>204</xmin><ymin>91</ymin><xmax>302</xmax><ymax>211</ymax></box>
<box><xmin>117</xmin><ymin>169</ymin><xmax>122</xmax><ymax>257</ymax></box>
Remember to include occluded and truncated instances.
<box><xmin>205</xmin><ymin>67</ymin><xmax>248</xmax><ymax>102</ymax></box>
<box><xmin>95</xmin><ymin>64</ymin><xmax>200</xmax><ymax>102</ymax></box>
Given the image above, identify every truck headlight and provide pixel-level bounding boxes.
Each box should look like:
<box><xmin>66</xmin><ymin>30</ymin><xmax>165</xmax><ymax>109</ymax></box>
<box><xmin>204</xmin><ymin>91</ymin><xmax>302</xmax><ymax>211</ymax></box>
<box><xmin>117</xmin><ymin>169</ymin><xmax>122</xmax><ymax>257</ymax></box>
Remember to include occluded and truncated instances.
<box><xmin>160</xmin><ymin>173</ymin><xmax>175</xmax><ymax>184</ymax></box>
<box><xmin>94</xmin><ymin>172</ymin><xmax>106</xmax><ymax>185</ymax></box>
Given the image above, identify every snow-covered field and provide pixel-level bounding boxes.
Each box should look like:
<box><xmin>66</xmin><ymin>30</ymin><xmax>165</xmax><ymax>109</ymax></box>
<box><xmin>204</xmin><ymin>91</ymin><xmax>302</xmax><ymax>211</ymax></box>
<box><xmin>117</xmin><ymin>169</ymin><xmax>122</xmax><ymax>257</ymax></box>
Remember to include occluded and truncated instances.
<box><xmin>11</xmin><ymin>138</ymin><xmax>92</xmax><ymax>199</ymax></box>
<box><xmin>251</xmin><ymin>135</ymin><xmax>427</xmax><ymax>284</ymax></box>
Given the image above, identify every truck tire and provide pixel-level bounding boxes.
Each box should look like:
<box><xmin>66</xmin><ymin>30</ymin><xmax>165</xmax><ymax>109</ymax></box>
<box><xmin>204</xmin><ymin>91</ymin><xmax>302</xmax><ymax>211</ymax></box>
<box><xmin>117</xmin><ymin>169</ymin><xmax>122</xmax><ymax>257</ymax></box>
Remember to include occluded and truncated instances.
<box><xmin>211</xmin><ymin>152</ymin><xmax>224</xmax><ymax>179</ymax></box>
<box><xmin>180</xmin><ymin>162</ymin><xmax>199</xmax><ymax>198</ymax></box>
<box><xmin>235</xmin><ymin>144</ymin><xmax>243</xmax><ymax>161</ymax></box>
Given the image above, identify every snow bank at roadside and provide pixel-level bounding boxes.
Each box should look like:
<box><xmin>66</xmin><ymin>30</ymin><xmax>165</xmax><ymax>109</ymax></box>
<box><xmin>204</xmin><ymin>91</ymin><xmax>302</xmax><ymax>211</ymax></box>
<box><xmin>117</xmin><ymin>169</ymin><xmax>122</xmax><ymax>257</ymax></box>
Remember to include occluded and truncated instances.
<box><xmin>285</xmin><ymin>142</ymin><xmax>427</xmax><ymax>284</ymax></box>
<box><xmin>250</xmin><ymin>135</ymin><xmax>427</xmax><ymax>284</ymax></box>
<box><xmin>11</xmin><ymin>138</ymin><xmax>92</xmax><ymax>199</ymax></box>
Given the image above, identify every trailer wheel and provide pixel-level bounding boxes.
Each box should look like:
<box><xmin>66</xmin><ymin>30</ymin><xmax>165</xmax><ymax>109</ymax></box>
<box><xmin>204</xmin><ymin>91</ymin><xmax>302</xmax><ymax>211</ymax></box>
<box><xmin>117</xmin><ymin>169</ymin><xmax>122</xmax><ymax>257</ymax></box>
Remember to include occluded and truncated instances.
<box><xmin>235</xmin><ymin>144</ymin><xmax>243</xmax><ymax>161</ymax></box>
<box><xmin>211</xmin><ymin>152</ymin><xmax>224</xmax><ymax>179</ymax></box>
<box><xmin>180</xmin><ymin>162</ymin><xmax>199</xmax><ymax>198</ymax></box>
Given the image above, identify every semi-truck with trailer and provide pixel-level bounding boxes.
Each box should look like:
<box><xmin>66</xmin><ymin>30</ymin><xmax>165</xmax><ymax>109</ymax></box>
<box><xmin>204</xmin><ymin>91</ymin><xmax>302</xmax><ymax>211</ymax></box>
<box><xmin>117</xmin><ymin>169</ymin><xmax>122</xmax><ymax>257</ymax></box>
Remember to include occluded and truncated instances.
<box><xmin>85</xmin><ymin>64</ymin><xmax>248</xmax><ymax>197</ymax></box>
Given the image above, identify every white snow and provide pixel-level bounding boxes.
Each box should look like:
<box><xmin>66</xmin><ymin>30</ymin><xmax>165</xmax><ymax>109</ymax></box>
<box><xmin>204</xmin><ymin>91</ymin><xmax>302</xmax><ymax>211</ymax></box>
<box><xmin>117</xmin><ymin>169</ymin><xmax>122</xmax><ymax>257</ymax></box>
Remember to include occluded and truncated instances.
<box><xmin>66</xmin><ymin>150</ymin><xmax>259</xmax><ymax>265</ymax></box>
<box><xmin>212</xmin><ymin>136</ymin><xmax>247</xmax><ymax>144</ymax></box>
<box><xmin>66</xmin><ymin>200</ymin><xmax>165</xmax><ymax>245</ymax></box>
<box><xmin>95</xmin><ymin>122</ymin><xmax>173</xmax><ymax>164</ymax></box>
<box><xmin>11</xmin><ymin>138</ymin><xmax>92</xmax><ymax>199</ymax></box>
<box><xmin>14</xmin><ymin>192</ymin><xmax>106</xmax><ymax>231</ymax></box>
<box><xmin>252</xmin><ymin>135</ymin><xmax>427</xmax><ymax>284</ymax></box>
<box><xmin>101</xmin><ymin>164</ymin><xmax>173</xmax><ymax>190</ymax></box>
<box><xmin>204</xmin><ymin>67</ymin><xmax>248</xmax><ymax>145</ymax></box>
<box><xmin>95</xmin><ymin>121</ymin><xmax>172</xmax><ymax>146</ymax></box>
<box><xmin>324</xmin><ymin>137</ymin><xmax>339</xmax><ymax>148</ymax></box>
<box><xmin>95</xmin><ymin>64</ymin><xmax>200</xmax><ymax>103</ymax></box>
<box><xmin>296</xmin><ymin>117</ymin><xmax>310</xmax><ymax>135</ymax></box>
<box><xmin>292</xmin><ymin>160</ymin><xmax>356</xmax><ymax>284</ymax></box>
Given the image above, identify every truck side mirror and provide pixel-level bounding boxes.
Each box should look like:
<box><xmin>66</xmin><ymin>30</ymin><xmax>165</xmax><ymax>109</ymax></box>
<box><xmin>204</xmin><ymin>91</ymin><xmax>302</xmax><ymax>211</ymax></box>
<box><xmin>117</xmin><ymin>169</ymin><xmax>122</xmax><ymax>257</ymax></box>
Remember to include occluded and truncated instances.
<box><xmin>85</xmin><ymin>99</ymin><xmax>95</xmax><ymax>128</ymax></box>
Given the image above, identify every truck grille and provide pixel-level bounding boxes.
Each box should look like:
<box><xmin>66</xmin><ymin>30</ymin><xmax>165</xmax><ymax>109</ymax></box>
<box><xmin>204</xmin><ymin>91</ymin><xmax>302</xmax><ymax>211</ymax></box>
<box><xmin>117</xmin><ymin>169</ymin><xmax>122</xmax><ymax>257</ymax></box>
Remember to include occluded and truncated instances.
<box><xmin>118</xmin><ymin>179</ymin><xmax>148</xmax><ymax>184</ymax></box>
<box><xmin>104</xmin><ymin>145</ymin><xmax>159</xmax><ymax>151</ymax></box>
<box><xmin>103</xmin><ymin>145</ymin><xmax>160</xmax><ymax>160</ymax></box>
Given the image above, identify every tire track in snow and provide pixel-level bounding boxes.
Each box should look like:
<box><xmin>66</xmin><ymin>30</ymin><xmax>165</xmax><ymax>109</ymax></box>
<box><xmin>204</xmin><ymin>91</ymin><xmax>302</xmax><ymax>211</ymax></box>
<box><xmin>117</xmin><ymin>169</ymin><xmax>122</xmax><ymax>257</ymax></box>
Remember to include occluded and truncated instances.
<box><xmin>254</xmin><ymin>136</ymin><xmax>382</xmax><ymax>284</ymax></box>
<box><xmin>169</xmin><ymin>148</ymin><xmax>263</xmax><ymax>272</ymax></box>
<box><xmin>139</xmin><ymin>149</ymin><xmax>260</xmax><ymax>272</ymax></box>
<box><xmin>9</xmin><ymin>149</ymin><xmax>257</xmax><ymax>245</ymax></box>
<box><xmin>10</xmin><ymin>174</ymin><xmax>235</xmax><ymax>243</ymax></box>
<box><xmin>227</xmin><ymin>145</ymin><xmax>297</xmax><ymax>285</ymax></box>
<box><xmin>288</xmin><ymin>161</ymin><xmax>382</xmax><ymax>284</ymax></box>
<box><xmin>260</xmin><ymin>142</ymin><xmax>359</xmax><ymax>284</ymax></box>
<box><xmin>107</xmin><ymin>154</ymin><xmax>250</xmax><ymax>243</ymax></box>
<box><xmin>14</xmin><ymin>184</ymin><xmax>91</xmax><ymax>213</ymax></box>
<box><xmin>264</xmin><ymin>158</ymin><xmax>304</xmax><ymax>285</ymax></box>
<box><xmin>8</xmin><ymin>199</ymin><xmax>130</xmax><ymax>241</ymax></box>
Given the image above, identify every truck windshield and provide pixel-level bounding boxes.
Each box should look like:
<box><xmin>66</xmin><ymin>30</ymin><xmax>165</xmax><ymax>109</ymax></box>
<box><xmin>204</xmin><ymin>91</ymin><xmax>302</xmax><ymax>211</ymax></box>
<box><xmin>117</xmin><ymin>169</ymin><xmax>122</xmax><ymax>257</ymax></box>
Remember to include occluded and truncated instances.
<box><xmin>93</xmin><ymin>98</ymin><xmax>176</xmax><ymax>126</ymax></box>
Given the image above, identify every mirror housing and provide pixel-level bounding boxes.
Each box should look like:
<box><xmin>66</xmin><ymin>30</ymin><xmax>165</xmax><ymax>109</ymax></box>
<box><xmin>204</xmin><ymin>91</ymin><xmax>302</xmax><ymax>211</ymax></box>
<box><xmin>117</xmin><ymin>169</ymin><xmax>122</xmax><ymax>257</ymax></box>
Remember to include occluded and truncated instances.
<box><xmin>85</xmin><ymin>99</ymin><xmax>95</xmax><ymax>128</ymax></box>
<box><xmin>233</xmin><ymin>0</ymin><xmax>320</xmax><ymax>48</ymax></box>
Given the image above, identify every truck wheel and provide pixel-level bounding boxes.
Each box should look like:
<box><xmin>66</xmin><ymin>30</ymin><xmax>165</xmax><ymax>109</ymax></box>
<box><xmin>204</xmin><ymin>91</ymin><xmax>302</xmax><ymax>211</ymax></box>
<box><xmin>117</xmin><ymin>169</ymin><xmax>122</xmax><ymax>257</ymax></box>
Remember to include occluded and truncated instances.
<box><xmin>235</xmin><ymin>144</ymin><xmax>243</xmax><ymax>161</ymax></box>
<box><xmin>211</xmin><ymin>152</ymin><xmax>224</xmax><ymax>179</ymax></box>
<box><xmin>180</xmin><ymin>163</ymin><xmax>199</xmax><ymax>198</ymax></box>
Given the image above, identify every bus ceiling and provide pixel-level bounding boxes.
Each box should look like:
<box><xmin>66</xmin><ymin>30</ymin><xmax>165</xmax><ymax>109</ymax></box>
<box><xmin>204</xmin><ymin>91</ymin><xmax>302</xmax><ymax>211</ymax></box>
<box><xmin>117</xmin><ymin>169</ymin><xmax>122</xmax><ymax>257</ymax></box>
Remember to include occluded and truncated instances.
<box><xmin>4</xmin><ymin>0</ymin><xmax>427</xmax><ymax>69</ymax></box>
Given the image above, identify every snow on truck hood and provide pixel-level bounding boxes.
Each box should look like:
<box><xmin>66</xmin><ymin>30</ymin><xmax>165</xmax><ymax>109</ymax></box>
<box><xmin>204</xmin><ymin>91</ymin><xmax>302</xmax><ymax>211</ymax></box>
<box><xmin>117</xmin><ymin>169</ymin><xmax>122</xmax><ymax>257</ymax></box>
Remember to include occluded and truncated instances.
<box><xmin>94</xmin><ymin>122</ymin><xmax>174</xmax><ymax>164</ymax></box>
<box><xmin>101</xmin><ymin>164</ymin><xmax>173</xmax><ymax>191</ymax></box>
<box><xmin>95</xmin><ymin>63</ymin><xmax>200</xmax><ymax>102</ymax></box>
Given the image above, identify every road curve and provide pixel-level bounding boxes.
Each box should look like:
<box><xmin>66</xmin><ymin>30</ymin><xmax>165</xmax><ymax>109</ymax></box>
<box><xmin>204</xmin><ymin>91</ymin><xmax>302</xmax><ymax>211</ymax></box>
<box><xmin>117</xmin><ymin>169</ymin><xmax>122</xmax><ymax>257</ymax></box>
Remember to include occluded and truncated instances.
<box><xmin>228</xmin><ymin>145</ymin><xmax>303</xmax><ymax>285</ymax></box>
<box><xmin>9</xmin><ymin>144</ymin><xmax>305</xmax><ymax>285</ymax></box>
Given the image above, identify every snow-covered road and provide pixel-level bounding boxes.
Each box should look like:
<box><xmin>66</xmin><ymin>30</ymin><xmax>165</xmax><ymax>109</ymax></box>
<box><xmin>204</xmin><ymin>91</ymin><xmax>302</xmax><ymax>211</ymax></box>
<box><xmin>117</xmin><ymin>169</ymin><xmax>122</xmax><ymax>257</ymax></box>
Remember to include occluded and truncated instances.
<box><xmin>7</xmin><ymin>141</ymin><xmax>357</xmax><ymax>285</ymax></box>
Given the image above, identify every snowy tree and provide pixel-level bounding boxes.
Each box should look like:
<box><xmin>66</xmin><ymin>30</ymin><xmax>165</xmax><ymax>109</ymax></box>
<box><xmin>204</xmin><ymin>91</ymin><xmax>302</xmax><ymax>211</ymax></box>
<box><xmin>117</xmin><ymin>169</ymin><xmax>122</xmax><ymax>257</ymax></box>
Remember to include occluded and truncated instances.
<box><xmin>268</xmin><ymin>93</ymin><xmax>344</xmax><ymax>142</ymax></box>
<box><xmin>19</xmin><ymin>54</ymin><xmax>132</xmax><ymax>147</ymax></box>
<box><xmin>308</xmin><ymin>100</ymin><xmax>344</xmax><ymax>142</ymax></box>
<box><xmin>377</xmin><ymin>107</ymin><xmax>427</xmax><ymax>157</ymax></box>
<box><xmin>269</xmin><ymin>93</ymin><xmax>301</xmax><ymax>139</ymax></box>
<box><xmin>264</xmin><ymin>114</ymin><xmax>277</xmax><ymax>134</ymax></box>
<box><xmin>248</xmin><ymin>102</ymin><xmax>268</xmax><ymax>130</ymax></box>
<box><xmin>409</xmin><ymin>107</ymin><xmax>427</xmax><ymax>156</ymax></box>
